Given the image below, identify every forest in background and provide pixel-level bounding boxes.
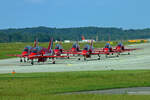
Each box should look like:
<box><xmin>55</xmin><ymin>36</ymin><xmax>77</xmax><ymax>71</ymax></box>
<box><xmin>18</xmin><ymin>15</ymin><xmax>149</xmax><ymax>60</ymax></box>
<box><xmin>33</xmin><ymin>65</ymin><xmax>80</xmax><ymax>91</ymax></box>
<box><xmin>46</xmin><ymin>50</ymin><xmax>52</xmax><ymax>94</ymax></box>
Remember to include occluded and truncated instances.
<box><xmin>0</xmin><ymin>26</ymin><xmax>150</xmax><ymax>42</ymax></box>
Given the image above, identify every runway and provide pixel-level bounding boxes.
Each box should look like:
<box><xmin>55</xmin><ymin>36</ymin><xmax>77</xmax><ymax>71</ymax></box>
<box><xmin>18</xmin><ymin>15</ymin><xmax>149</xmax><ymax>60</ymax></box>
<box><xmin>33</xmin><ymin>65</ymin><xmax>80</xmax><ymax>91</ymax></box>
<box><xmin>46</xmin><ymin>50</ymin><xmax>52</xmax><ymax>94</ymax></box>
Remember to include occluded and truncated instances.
<box><xmin>64</xmin><ymin>87</ymin><xmax>150</xmax><ymax>95</ymax></box>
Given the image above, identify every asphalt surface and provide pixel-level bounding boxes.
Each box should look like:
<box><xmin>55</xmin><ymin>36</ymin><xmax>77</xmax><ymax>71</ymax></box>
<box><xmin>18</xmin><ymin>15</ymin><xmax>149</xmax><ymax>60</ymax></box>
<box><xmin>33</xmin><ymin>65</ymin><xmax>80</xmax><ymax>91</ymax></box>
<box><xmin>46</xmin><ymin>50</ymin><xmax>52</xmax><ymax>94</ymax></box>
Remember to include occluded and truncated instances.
<box><xmin>64</xmin><ymin>87</ymin><xmax>150</xmax><ymax>95</ymax></box>
<box><xmin>0</xmin><ymin>43</ymin><xmax>150</xmax><ymax>74</ymax></box>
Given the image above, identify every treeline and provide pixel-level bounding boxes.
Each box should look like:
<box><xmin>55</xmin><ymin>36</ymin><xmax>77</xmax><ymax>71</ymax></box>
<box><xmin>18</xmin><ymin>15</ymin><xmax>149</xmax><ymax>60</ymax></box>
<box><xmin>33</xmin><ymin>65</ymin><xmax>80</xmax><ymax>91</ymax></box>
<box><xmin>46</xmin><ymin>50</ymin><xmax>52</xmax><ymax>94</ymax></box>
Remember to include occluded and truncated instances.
<box><xmin>0</xmin><ymin>26</ymin><xmax>150</xmax><ymax>42</ymax></box>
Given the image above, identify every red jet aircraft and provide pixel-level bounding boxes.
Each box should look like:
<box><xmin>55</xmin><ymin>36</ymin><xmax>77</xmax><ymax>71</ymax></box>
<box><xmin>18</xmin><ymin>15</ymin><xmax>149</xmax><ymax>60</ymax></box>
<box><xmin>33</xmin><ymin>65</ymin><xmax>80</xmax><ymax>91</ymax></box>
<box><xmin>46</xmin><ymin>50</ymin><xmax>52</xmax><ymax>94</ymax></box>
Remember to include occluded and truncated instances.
<box><xmin>113</xmin><ymin>42</ymin><xmax>138</xmax><ymax>56</ymax></box>
<box><xmin>63</xmin><ymin>42</ymin><xmax>81</xmax><ymax>57</ymax></box>
<box><xmin>9</xmin><ymin>39</ymin><xmax>38</xmax><ymax>62</ymax></box>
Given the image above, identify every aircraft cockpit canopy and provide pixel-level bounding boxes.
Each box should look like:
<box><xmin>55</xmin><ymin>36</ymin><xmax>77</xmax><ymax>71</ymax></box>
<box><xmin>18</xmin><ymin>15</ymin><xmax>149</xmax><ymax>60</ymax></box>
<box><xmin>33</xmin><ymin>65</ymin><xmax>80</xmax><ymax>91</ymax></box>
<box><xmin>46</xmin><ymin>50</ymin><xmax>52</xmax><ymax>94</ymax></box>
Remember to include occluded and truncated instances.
<box><xmin>72</xmin><ymin>43</ymin><xmax>78</xmax><ymax>48</ymax></box>
<box><xmin>118</xmin><ymin>43</ymin><xmax>123</xmax><ymax>46</ymax></box>
<box><xmin>55</xmin><ymin>44</ymin><xmax>62</xmax><ymax>49</ymax></box>
<box><xmin>24</xmin><ymin>46</ymin><xmax>32</xmax><ymax>52</ymax></box>
<box><xmin>31</xmin><ymin>47</ymin><xmax>42</xmax><ymax>53</ymax></box>
<box><xmin>83</xmin><ymin>45</ymin><xmax>90</xmax><ymax>51</ymax></box>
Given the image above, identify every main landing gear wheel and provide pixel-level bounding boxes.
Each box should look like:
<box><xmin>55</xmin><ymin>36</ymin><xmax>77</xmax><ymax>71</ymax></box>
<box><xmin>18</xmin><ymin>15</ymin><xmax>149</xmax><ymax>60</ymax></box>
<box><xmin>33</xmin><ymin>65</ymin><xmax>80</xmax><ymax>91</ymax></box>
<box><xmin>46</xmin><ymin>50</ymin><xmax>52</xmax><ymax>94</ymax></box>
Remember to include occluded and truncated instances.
<box><xmin>98</xmin><ymin>58</ymin><xmax>100</xmax><ymax>60</ymax></box>
<box><xmin>31</xmin><ymin>60</ymin><xmax>34</xmax><ymax>65</ymax></box>
<box><xmin>78</xmin><ymin>58</ymin><xmax>80</xmax><ymax>60</ymax></box>
<box><xmin>67</xmin><ymin>57</ymin><xmax>70</xmax><ymax>59</ymax></box>
<box><xmin>20</xmin><ymin>59</ymin><xmax>23</xmax><ymax>62</ymax></box>
<box><xmin>52</xmin><ymin>61</ymin><xmax>55</xmax><ymax>64</ymax></box>
<box><xmin>24</xmin><ymin>59</ymin><xmax>26</xmax><ymax>62</ymax></box>
<box><xmin>128</xmin><ymin>52</ymin><xmax>130</xmax><ymax>55</ymax></box>
<box><xmin>116</xmin><ymin>55</ymin><xmax>119</xmax><ymax>57</ymax></box>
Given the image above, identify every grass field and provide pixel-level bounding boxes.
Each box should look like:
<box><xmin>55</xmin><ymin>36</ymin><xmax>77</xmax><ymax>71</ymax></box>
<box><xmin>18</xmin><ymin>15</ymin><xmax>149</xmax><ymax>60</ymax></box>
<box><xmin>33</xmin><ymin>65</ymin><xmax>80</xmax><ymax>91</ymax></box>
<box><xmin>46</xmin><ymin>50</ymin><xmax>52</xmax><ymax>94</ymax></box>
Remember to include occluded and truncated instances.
<box><xmin>0</xmin><ymin>41</ymin><xmax>134</xmax><ymax>59</ymax></box>
<box><xmin>0</xmin><ymin>70</ymin><xmax>150</xmax><ymax>100</ymax></box>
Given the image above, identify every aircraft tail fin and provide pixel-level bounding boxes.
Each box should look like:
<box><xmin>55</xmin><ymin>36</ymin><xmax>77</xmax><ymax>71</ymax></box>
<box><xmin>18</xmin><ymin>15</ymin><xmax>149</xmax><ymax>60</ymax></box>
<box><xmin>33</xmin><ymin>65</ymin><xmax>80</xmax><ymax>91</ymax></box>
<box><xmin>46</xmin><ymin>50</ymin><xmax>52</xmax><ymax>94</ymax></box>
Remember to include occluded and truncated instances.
<box><xmin>48</xmin><ymin>38</ymin><xmax>53</xmax><ymax>50</ymax></box>
<box><xmin>82</xmin><ymin>35</ymin><xmax>85</xmax><ymax>40</ymax></box>
<box><xmin>34</xmin><ymin>38</ymin><xmax>38</xmax><ymax>47</ymax></box>
<box><xmin>90</xmin><ymin>40</ymin><xmax>93</xmax><ymax>49</ymax></box>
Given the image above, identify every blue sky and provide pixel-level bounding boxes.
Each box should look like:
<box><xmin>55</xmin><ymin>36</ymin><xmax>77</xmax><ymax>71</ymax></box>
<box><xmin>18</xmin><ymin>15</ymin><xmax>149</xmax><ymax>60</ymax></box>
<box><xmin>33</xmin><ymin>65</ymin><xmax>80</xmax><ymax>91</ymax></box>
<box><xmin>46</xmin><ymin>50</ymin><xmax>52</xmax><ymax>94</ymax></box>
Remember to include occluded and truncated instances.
<box><xmin>0</xmin><ymin>0</ymin><xmax>150</xmax><ymax>29</ymax></box>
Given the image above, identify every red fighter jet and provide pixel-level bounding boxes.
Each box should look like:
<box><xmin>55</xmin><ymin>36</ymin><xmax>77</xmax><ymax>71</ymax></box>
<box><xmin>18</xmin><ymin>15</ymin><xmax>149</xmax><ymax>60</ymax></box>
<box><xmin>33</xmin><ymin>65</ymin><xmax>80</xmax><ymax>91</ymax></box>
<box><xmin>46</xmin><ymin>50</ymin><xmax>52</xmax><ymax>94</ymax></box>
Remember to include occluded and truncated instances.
<box><xmin>9</xmin><ymin>39</ymin><xmax>38</xmax><ymax>62</ymax></box>
<box><xmin>53</xmin><ymin>43</ymin><xmax>63</xmax><ymax>56</ymax></box>
<box><xmin>113</xmin><ymin>42</ymin><xmax>138</xmax><ymax>56</ymax></box>
<box><xmin>101</xmin><ymin>43</ymin><xmax>117</xmax><ymax>57</ymax></box>
<box><xmin>71</xmin><ymin>42</ymin><xmax>80</xmax><ymax>53</ymax></box>
<box><xmin>63</xmin><ymin>41</ymin><xmax>81</xmax><ymax>56</ymax></box>
<box><xmin>53</xmin><ymin>42</ymin><xmax>70</xmax><ymax>59</ymax></box>
<box><xmin>28</xmin><ymin>38</ymin><xmax>70</xmax><ymax>65</ymax></box>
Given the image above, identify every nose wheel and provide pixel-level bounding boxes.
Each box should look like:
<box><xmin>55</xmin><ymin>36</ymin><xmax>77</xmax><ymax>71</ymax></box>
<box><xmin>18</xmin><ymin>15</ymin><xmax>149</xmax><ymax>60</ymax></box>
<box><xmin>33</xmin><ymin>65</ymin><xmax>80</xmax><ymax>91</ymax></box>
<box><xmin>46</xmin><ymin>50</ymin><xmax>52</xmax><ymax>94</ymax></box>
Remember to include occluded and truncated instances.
<box><xmin>24</xmin><ymin>58</ymin><xmax>26</xmax><ymax>62</ymax></box>
<box><xmin>52</xmin><ymin>61</ymin><xmax>55</xmax><ymax>64</ymax></box>
<box><xmin>97</xmin><ymin>55</ymin><xmax>101</xmax><ymax>60</ymax></box>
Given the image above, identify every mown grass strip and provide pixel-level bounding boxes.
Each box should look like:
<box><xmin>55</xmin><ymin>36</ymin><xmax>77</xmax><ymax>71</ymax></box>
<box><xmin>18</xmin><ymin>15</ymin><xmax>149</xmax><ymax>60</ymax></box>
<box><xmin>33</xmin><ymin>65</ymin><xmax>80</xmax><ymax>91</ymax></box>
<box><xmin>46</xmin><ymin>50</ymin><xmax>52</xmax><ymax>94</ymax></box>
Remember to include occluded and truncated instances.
<box><xmin>0</xmin><ymin>70</ymin><xmax>150</xmax><ymax>97</ymax></box>
<box><xmin>0</xmin><ymin>94</ymin><xmax>150</xmax><ymax>100</ymax></box>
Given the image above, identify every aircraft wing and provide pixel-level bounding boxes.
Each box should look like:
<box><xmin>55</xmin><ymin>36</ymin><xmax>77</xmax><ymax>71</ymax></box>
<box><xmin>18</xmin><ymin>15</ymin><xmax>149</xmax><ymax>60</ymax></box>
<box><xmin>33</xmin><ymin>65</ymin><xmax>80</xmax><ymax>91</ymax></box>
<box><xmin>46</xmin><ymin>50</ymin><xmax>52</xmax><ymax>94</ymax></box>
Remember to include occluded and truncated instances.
<box><xmin>113</xmin><ymin>48</ymin><xmax>138</xmax><ymax>53</ymax></box>
<box><xmin>62</xmin><ymin>51</ymin><xmax>82</xmax><ymax>54</ymax></box>
<box><xmin>91</xmin><ymin>51</ymin><xmax>116</xmax><ymax>55</ymax></box>
<box><xmin>8</xmin><ymin>54</ymin><xmax>28</xmax><ymax>57</ymax></box>
<box><xmin>28</xmin><ymin>54</ymin><xmax>70</xmax><ymax>59</ymax></box>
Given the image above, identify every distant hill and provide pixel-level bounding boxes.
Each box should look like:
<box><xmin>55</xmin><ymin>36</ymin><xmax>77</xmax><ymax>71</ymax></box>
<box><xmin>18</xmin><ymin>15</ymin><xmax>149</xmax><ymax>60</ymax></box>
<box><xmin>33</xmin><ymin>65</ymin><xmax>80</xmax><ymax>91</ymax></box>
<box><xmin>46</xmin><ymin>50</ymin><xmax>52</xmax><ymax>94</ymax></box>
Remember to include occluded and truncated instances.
<box><xmin>0</xmin><ymin>26</ymin><xmax>150</xmax><ymax>42</ymax></box>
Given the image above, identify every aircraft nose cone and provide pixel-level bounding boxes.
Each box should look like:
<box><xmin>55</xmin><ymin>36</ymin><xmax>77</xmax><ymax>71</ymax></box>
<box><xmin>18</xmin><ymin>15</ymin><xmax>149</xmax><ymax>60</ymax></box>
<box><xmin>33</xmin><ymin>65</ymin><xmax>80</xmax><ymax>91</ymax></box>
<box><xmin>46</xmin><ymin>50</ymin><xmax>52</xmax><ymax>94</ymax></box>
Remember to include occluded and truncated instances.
<box><xmin>72</xmin><ymin>48</ymin><xmax>76</xmax><ymax>52</ymax></box>
<box><xmin>29</xmin><ymin>53</ymin><xmax>36</xmax><ymax>58</ymax></box>
<box><xmin>82</xmin><ymin>50</ymin><xmax>87</xmax><ymax>55</ymax></box>
<box><xmin>116</xmin><ymin>46</ymin><xmax>121</xmax><ymax>50</ymax></box>
<box><xmin>54</xmin><ymin>49</ymin><xmax>59</xmax><ymax>54</ymax></box>
<box><xmin>22</xmin><ymin>51</ymin><xmax>28</xmax><ymax>56</ymax></box>
<box><xmin>104</xmin><ymin>48</ymin><xmax>109</xmax><ymax>52</ymax></box>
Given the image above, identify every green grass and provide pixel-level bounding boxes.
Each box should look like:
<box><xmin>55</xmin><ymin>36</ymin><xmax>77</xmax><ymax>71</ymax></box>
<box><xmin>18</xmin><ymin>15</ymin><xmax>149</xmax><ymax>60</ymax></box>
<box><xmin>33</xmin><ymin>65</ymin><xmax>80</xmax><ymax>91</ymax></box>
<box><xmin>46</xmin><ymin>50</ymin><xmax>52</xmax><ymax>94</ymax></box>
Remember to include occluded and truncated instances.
<box><xmin>0</xmin><ymin>41</ymin><xmax>136</xmax><ymax>59</ymax></box>
<box><xmin>0</xmin><ymin>70</ymin><xmax>150</xmax><ymax>99</ymax></box>
<box><xmin>1</xmin><ymin>94</ymin><xmax>150</xmax><ymax>100</ymax></box>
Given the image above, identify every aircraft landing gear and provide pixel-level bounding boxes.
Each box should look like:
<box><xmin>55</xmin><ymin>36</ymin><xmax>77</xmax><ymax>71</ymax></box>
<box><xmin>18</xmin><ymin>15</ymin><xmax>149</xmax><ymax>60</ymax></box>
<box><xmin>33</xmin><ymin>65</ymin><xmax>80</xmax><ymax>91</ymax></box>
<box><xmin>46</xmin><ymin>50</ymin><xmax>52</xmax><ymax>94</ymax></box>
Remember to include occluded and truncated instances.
<box><xmin>98</xmin><ymin>55</ymin><xmax>101</xmax><ymax>60</ymax></box>
<box><xmin>52</xmin><ymin>61</ymin><xmax>55</xmax><ymax>64</ymax></box>
<box><xmin>20</xmin><ymin>58</ymin><xmax>23</xmax><ymax>62</ymax></box>
<box><xmin>52</xmin><ymin>58</ymin><xmax>55</xmax><ymax>64</ymax></box>
<box><xmin>84</xmin><ymin>57</ymin><xmax>86</xmax><ymax>61</ymax></box>
<box><xmin>78</xmin><ymin>58</ymin><xmax>80</xmax><ymax>60</ymax></box>
<box><xmin>31</xmin><ymin>60</ymin><xmax>34</xmax><ymax>65</ymax></box>
<box><xmin>24</xmin><ymin>58</ymin><xmax>26</xmax><ymax>62</ymax></box>
<box><xmin>128</xmin><ymin>52</ymin><xmax>130</xmax><ymax>55</ymax></box>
